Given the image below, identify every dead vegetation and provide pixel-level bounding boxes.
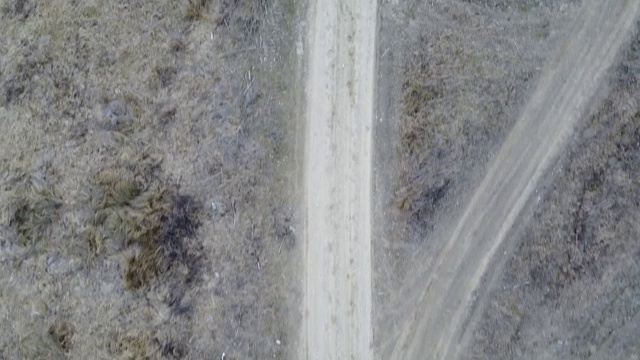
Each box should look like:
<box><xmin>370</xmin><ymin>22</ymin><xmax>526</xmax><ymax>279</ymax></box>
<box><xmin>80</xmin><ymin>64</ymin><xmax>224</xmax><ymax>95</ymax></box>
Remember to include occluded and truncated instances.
<box><xmin>1</xmin><ymin>0</ymin><xmax>35</xmax><ymax>20</ymax></box>
<box><xmin>185</xmin><ymin>0</ymin><xmax>210</xmax><ymax>21</ymax></box>
<box><xmin>7</xmin><ymin>182</ymin><xmax>62</xmax><ymax>248</ymax></box>
<box><xmin>374</xmin><ymin>1</ymin><xmax>581</xmax><ymax>357</ymax></box>
<box><xmin>0</xmin><ymin>0</ymin><xmax>298</xmax><ymax>357</ymax></box>
<box><xmin>394</xmin><ymin>2</ymin><xmax>546</xmax><ymax>239</ymax></box>
<box><xmin>1</xmin><ymin>154</ymin><xmax>62</xmax><ymax>252</ymax></box>
<box><xmin>468</xmin><ymin>25</ymin><xmax>640</xmax><ymax>360</ymax></box>
<box><xmin>183</xmin><ymin>0</ymin><xmax>271</xmax><ymax>41</ymax></box>
<box><xmin>1</xmin><ymin>139</ymin><xmax>201</xmax><ymax>293</ymax></box>
<box><xmin>48</xmin><ymin>320</ymin><xmax>75</xmax><ymax>353</ymax></box>
<box><xmin>86</xmin><ymin>154</ymin><xmax>201</xmax><ymax>289</ymax></box>
<box><xmin>461</xmin><ymin>0</ymin><xmax>569</xmax><ymax>12</ymax></box>
<box><xmin>108</xmin><ymin>332</ymin><xmax>155</xmax><ymax>360</ymax></box>
<box><xmin>19</xmin><ymin>331</ymin><xmax>67</xmax><ymax>360</ymax></box>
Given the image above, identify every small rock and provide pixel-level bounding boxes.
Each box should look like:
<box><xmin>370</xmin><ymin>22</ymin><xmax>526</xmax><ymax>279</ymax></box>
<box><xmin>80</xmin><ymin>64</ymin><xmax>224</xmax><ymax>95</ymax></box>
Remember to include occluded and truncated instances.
<box><xmin>582</xmin><ymin>127</ymin><xmax>597</xmax><ymax>140</ymax></box>
<box><xmin>102</xmin><ymin>98</ymin><xmax>133</xmax><ymax>131</ymax></box>
<box><xmin>46</xmin><ymin>254</ymin><xmax>78</xmax><ymax>275</ymax></box>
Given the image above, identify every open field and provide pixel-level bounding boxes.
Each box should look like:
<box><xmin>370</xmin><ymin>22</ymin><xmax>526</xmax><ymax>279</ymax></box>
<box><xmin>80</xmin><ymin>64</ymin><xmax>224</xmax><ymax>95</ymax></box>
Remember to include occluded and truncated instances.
<box><xmin>2</xmin><ymin>0</ymin><xmax>640</xmax><ymax>359</ymax></box>
<box><xmin>376</xmin><ymin>0</ymin><xmax>640</xmax><ymax>359</ymax></box>
<box><xmin>0</xmin><ymin>0</ymin><xmax>303</xmax><ymax>358</ymax></box>
<box><xmin>388</xmin><ymin>1</ymin><xmax>639</xmax><ymax>358</ymax></box>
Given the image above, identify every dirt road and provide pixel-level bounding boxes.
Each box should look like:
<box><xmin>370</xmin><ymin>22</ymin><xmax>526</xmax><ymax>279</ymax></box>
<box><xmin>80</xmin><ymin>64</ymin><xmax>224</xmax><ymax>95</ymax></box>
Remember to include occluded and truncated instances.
<box><xmin>389</xmin><ymin>1</ymin><xmax>640</xmax><ymax>359</ymax></box>
<box><xmin>301</xmin><ymin>0</ymin><xmax>377</xmax><ymax>359</ymax></box>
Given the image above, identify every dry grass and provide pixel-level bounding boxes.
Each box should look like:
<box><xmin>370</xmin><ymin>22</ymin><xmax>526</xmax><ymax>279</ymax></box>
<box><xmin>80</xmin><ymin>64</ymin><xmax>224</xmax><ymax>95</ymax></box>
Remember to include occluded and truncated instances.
<box><xmin>8</xmin><ymin>185</ymin><xmax>62</xmax><ymax>247</ymax></box>
<box><xmin>468</xmin><ymin>24</ymin><xmax>640</xmax><ymax>360</ymax></box>
<box><xmin>373</xmin><ymin>2</ymin><xmax>578</xmax><ymax>357</ymax></box>
<box><xmin>0</xmin><ymin>0</ymin><xmax>298</xmax><ymax>357</ymax></box>
<box><xmin>395</xmin><ymin>22</ymin><xmax>491</xmax><ymax>231</ymax></box>
<box><xmin>108</xmin><ymin>332</ymin><xmax>155</xmax><ymax>360</ymax></box>
<box><xmin>48</xmin><ymin>320</ymin><xmax>75</xmax><ymax>353</ymax></box>
<box><xmin>87</xmin><ymin>158</ymin><xmax>201</xmax><ymax>289</ymax></box>
<box><xmin>2</xmin><ymin>161</ymin><xmax>62</xmax><ymax>251</ymax></box>
<box><xmin>185</xmin><ymin>0</ymin><xmax>210</xmax><ymax>21</ymax></box>
<box><xmin>392</xmin><ymin>1</ymin><xmax>556</xmax><ymax>237</ymax></box>
<box><xmin>19</xmin><ymin>331</ymin><xmax>66</xmax><ymax>360</ymax></box>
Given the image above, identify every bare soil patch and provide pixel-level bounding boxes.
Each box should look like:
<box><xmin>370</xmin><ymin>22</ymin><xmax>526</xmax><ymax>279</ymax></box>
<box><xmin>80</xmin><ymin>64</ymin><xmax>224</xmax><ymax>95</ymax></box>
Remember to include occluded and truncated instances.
<box><xmin>301</xmin><ymin>0</ymin><xmax>376</xmax><ymax>358</ymax></box>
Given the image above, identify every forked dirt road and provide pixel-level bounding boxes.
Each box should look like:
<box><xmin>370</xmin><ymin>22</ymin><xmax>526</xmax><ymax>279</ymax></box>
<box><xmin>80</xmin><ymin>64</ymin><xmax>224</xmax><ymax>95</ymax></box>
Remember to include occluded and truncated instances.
<box><xmin>389</xmin><ymin>1</ymin><xmax>640</xmax><ymax>360</ymax></box>
<box><xmin>301</xmin><ymin>0</ymin><xmax>377</xmax><ymax>359</ymax></box>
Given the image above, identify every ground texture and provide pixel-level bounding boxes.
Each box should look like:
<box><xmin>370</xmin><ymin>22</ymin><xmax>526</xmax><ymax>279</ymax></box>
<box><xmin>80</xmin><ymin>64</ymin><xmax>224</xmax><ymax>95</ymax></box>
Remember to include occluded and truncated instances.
<box><xmin>302</xmin><ymin>0</ymin><xmax>376</xmax><ymax>358</ymax></box>
<box><xmin>0</xmin><ymin>0</ymin><xmax>301</xmax><ymax>359</ymax></box>
<box><xmin>376</xmin><ymin>0</ymin><xmax>640</xmax><ymax>359</ymax></box>
<box><xmin>2</xmin><ymin>0</ymin><xmax>640</xmax><ymax>359</ymax></box>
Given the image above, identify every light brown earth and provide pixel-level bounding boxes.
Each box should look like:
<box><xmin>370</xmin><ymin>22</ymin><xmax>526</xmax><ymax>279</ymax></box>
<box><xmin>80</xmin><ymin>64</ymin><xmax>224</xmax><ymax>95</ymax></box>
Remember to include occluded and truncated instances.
<box><xmin>301</xmin><ymin>0</ymin><xmax>377</xmax><ymax>358</ymax></box>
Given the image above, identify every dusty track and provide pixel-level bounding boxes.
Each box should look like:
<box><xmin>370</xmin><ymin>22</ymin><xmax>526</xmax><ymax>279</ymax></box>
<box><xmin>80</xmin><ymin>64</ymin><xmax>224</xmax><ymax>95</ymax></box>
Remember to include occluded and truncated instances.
<box><xmin>390</xmin><ymin>1</ymin><xmax>640</xmax><ymax>359</ymax></box>
<box><xmin>301</xmin><ymin>0</ymin><xmax>377</xmax><ymax>359</ymax></box>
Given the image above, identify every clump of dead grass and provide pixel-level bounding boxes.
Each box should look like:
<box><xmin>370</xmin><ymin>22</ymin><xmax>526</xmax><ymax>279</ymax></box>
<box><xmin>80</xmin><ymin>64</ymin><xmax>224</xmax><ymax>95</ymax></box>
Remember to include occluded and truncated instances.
<box><xmin>89</xmin><ymin>167</ymin><xmax>168</xmax><ymax>289</ymax></box>
<box><xmin>108</xmin><ymin>332</ymin><xmax>155</xmax><ymax>360</ymax></box>
<box><xmin>85</xmin><ymin>150</ymin><xmax>200</xmax><ymax>289</ymax></box>
<box><xmin>4</xmin><ymin>169</ymin><xmax>62</xmax><ymax>249</ymax></box>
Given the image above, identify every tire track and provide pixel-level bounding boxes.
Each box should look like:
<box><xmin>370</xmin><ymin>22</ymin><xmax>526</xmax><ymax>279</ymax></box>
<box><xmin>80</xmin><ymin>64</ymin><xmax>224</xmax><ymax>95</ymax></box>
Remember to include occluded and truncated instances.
<box><xmin>301</xmin><ymin>0</ymin><xmax>377</xmax><ymax>359</ymax></box>
<box><xmin>390</xmin><ymin>1</ymin><xmax>640</xmax><ymax>359</ymax></box>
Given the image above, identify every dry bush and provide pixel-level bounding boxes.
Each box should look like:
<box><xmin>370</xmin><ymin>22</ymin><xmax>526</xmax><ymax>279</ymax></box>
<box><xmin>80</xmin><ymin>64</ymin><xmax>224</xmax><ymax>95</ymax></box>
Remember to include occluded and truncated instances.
<box><xmin>184</xmin><ymin>0</ymin><xmax>210</xmax><ymax>21</ymax></box>
<box><xmin>88</xmin><ymin>159</ymin><xmax>201</xmax><ymax>289</ymax></box>
<box><xmin>48</xmin><ymin>320</ymin><xmax>75</xmax><ymax>353</ymax></box>
<box><xmin>1</xmin><ymin>0</ymin><xmax>35</xmax><ymax>20</ymax></box>
<box><xmin>2</xmin><ymin>159</ymin><xmax>62</xmax><ymax>251</ymax></box>
<box><xmin>8</xmin><ymin>185</ymin><xmax>62</xmax><ymax>247</ymax></box>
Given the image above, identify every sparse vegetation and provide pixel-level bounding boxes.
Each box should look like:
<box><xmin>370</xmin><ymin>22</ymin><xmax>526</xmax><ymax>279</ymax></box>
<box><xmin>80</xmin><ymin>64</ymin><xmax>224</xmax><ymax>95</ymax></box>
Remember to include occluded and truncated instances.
<box><xmin>8</xmin><ymin>184</ymin><xmax>62</xmax><ymax>247</ymax></box>
<box><xmin>3</xmin><ymin>160</ymin><xmax>62</xmax><ymax>251</ymax></box>
<box><xmin>49</xmin><ymin>320</ymin><xmax>75</xmax><ymax>353</ymax></box>
<box><xmin>468</xmin><ymin>13</ymin><xmax>640</xmax><ymax>360</ymax></box>
<box><xmin>373</xmin><ymin>1</ymin><xmax>636</xmax><ymax>359</ymax></box>
<box><xmin>184</xmin><ymin>0</ymin><xmax>210</xmax><ymax>21</ymax></box>
<box><xmin>393</xmin><ymin>2</ymin><xmax>541</xmax><ymax>238</ymax></box>
<box><xmin>0</xmin><ymin>0</ymin><xmax>298</xmax><ymax>358</ymax></box>
<box><xmin>86</xmin><ymin>155</ymin><xmax>201</xmax><ymax>289</ymax></box>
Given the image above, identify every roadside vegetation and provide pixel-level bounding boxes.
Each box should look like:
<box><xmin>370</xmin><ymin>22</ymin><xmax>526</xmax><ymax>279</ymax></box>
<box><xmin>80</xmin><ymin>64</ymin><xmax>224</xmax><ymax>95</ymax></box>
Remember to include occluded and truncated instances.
<box><xmin>394</xmin><ymin>1</ymin><xmax>570</xmax><ymax>240</ymax></box>
<box><xmin>374</xmin><ymin>0</ymin><xmax>582</xmax><ymax>358</ymax></box>
<box><xmin>468</xmin><ymin>26</ymin><xmax>640</xmax><ymax>359</ymax></box>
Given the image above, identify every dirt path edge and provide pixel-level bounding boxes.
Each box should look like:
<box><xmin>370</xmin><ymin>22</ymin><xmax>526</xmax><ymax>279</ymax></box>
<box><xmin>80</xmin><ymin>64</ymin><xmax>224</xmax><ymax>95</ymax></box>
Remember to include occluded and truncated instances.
<box><xmin>389</xmin><ymin>1</ymin><xmax>640</xmax><ymax>359</ymax></box>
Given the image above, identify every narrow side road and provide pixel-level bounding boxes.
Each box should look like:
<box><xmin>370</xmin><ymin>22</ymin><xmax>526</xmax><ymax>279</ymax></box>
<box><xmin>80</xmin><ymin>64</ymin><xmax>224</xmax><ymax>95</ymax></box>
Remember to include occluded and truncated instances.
<box><xmin>390</xmin><ymin>1</ymin><xmax>640</xmax><ymax>359</ymax></box>
<box><xmin>301</xmin><ymin>0</ymin><xmax>377</xmax><ymax>359</ymax></box>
